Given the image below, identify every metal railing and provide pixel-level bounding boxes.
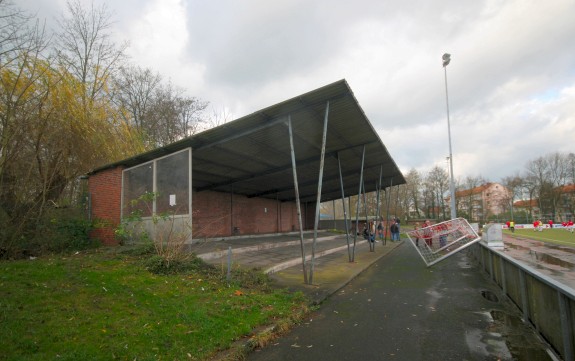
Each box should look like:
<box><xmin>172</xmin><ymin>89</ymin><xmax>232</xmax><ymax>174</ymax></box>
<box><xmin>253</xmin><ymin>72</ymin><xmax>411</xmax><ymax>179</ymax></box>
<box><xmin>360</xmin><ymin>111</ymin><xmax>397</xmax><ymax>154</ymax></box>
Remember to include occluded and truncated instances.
<box><xmin>470</xmin><ymin>242</ymin><xmax>575</xmax><ymax>361</ymax></box>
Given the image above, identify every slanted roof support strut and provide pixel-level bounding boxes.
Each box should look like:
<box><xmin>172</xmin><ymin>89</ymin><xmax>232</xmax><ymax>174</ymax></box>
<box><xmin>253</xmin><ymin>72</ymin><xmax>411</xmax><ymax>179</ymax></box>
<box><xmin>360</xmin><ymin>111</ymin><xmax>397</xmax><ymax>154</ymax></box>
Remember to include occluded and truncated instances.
<box><xmin>287</xmin><ymin>115</ymin><xmax>308</xmax><ymax>284</ymax></box>
<box><xmin>309</xmin><ymin>101</ymin><xmax>330</xmax><ymax>285</ymax></box>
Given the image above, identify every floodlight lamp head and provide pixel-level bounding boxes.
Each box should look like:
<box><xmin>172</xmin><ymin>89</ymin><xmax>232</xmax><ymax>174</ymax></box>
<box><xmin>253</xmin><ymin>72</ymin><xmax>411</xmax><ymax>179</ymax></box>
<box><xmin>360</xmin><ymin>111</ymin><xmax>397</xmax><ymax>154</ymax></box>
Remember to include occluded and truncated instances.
<box><xmin>442</xmin><ymin>53</ymin><xmax>451</xmax><ymax>67</ymax></box>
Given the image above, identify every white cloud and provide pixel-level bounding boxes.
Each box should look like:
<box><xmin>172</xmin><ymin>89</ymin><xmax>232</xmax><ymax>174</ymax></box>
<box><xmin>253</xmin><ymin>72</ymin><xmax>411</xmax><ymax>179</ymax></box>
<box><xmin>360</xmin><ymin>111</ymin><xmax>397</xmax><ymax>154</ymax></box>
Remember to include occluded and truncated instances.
<box><xmin>124</xmin><ymin>0</ymin><xmax>205</xmax><ymax>92</ymax></box>
<box><xmin>17</xmin><ymin>0</ymin><xmax>575</xmax><ymax>182</ymax></box>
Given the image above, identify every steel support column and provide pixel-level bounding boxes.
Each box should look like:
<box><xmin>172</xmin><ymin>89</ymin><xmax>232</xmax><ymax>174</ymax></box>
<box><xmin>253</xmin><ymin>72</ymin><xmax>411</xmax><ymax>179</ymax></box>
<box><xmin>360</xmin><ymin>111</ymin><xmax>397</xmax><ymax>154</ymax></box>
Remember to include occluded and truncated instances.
<box><xmin>375</xmin><ymin>165</ymin><xmax>383</xmax><ymax>244</ymax></box>
<box><xmin>352</xmin><ymin>145</ymin><xmax>366</xmax><ymax>262</ymax></box>
<box><xmin>309</xmin><ymin>101</ymin><xmax>330</xmax><ymax>285</ymax></box>
<box><xmin>332</xmin><ymin>199</ymin><xmax>336</xmax><ymax>229</ymax></box>
<box><xmin>362</xmin><ymin>178</ymin><xmax>373</xmax><ymax>252</ymax></box>
<box><xmin>395</xmin><ymin>185</ymin><xmax>400</xmax><ymax>222</ymax></box>
<box><xmin>230</xmin><ymin>184</ymin><xmax>234</xmax><ymax>235</ymax></box>
<box><xmin>348</xmin><ymin>196</ymin><xmax>352</xmax><ymax>237</ymax></box>
<box><xmin>385</xmin><ymin>179</ymin><xmax>393</xmax><ymax>243</ymax></box>
<box><xmin>337</xmin><ymin>153</ymin><xmax>352</xmax><ymax>262</ymax></box>
<box><xmin>287</xmin><ymin>116</ymin><xmax>308</xmax><ymax>284</ymax></box>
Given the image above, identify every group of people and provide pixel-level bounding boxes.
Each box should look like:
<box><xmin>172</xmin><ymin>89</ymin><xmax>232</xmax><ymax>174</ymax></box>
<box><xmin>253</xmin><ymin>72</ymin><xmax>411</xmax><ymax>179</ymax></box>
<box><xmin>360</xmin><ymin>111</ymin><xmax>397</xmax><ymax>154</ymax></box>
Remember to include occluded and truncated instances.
<box><xmin>412</xmin><ymin>219</ymin><xmax>433</xmax><ymax>247</ymax></box>
<box><xmin>361</xmin><ymin>218</ymin><xmax>402</xmax><ymax>243</ymax></box>
<box><xmin>505</xmin><ymin>219</ymin><xmax>574</xmax><ymax>232</ymax></box>
<box><xmin>362</xmin><ymin>221</ymin><xmax>377</xmax><ymax>243</ymax></box>
<box><xmin>532</xmin><ymin>219</ymin><xmax>544</xmax><ymax>231</ymax></box>
<box><xmin>390</xmin><ymin>218</ymin><xmax>401</xmax><ymax>241</ymax></box>
<box><xmin>562</xmin><ymin>220</ymin><xmax>574</xmax><ymax>233</ymax></box>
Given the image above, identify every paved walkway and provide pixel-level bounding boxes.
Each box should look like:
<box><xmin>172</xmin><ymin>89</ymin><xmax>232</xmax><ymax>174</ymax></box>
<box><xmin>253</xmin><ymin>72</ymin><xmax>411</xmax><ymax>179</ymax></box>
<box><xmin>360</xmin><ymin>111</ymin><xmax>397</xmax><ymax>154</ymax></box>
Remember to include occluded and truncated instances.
<box><xmin>193</xmin><ymin>231</ymin><xmax>557</xmax><ymax>360</ymax></box>
<box><xmin>249</xmin><ymin>244</ymin><xmax>552</xmax><ymax>361</ymax></box>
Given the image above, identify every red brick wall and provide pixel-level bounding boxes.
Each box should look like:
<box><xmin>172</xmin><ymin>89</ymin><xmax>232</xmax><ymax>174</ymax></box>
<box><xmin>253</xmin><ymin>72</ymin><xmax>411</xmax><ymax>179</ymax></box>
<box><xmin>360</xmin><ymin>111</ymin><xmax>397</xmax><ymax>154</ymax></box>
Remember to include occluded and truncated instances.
<box><xmin>280</xmin><ymin>201</ymin><xmax>298</xmax><ymax>232</ymax></box>
<box><xmin>304</xmin><ymin>202</ymin><xmax>316</xmax><ymax>230</ymax></box>
<box><xmin>88</xmin><ymin>167</ymin><xmax>310</xmax><ymax>243</ymax></box>
<box><xmin>192</xmin><ymin>190</ymin><xmax>308</xmax><ymax>238</ymax></box>
<box><xmin>88</xmin><ymin>166</ymin><xmax>123</xmax><ymax>245</ymax></box>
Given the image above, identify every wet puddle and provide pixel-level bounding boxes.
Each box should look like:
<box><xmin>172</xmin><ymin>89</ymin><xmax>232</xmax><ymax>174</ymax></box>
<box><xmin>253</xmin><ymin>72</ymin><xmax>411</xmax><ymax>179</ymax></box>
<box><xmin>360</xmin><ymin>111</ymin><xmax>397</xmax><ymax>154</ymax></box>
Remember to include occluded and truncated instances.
<box><xmin>528</xmin><ymin>251</ymin><xmax>575</xmax><ymax>271</ymax></box>
<box><xmin>481</xmin><ymin>289</ymin><xmax>499</xmax><ymax>303</ymax></box>
<box><xmin>490</xmin><ymin>310</ymin><xmax>555</xmax><ymax>361</ymax></box>
<box><xmin>503</xmin><ymin>239</ymin><xmax>575</xmax><ymax>282</ymax></box>
<box><xmin>505</xmin><ymin>243</ymin><xmax>531</xmax><ymax>251</ymax></box>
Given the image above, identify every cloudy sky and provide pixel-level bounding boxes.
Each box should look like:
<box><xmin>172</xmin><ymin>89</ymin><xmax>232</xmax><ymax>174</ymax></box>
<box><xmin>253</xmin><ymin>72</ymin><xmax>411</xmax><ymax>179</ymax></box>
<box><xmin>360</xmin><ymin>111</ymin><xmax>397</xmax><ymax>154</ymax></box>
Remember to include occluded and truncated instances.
<box><xmin>20</xmin><ymin>0</ymin><xmax>575</xmax><ymax>183</ymax></box>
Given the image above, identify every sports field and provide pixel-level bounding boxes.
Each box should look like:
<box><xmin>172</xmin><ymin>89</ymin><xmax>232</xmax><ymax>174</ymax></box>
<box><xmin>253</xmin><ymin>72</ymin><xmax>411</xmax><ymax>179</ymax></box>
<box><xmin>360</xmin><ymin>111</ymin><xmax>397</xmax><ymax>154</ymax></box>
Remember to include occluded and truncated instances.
<box><xmin>503</xmin><ymin>228</ymin><xmax>575</xmax><ymax>247</ymax></box>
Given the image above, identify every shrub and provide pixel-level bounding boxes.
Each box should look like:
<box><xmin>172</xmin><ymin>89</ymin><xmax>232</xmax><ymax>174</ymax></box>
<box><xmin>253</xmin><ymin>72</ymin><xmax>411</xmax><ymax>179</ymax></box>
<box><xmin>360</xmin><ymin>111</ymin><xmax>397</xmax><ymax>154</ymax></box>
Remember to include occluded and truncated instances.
<box><xmin>116</xmin><ymin>192</ymin><xmax>194</xmax><ymax>270</ymax></box>
<box><xmin>118</xmin><ymin>242</ymin><xmax>156</xmax><ymax>256</ymax></box>
<box><xmin>33</xmin><ymin>209</ymin><xmax>97</xmax><ymax>254</ymax></box>
<box><xmin>227</xmin><ymin>267</ymin><xmax>271</xmax><ymax>290</ymax></box>
<box><xmin>143</xmin><ymin>254</ymin><xmax>216</xmax><ymax>275</ymax></box>
<box><xmin>0</xmin><ymin>208</ymin><xmax>98</xmax><ymax>258</ymax></box>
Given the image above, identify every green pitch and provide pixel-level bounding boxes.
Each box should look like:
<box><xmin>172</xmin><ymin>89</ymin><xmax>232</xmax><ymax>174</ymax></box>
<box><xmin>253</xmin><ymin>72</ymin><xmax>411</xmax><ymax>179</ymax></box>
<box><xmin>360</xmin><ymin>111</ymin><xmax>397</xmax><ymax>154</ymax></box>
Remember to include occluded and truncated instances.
<box><xmin>503</xmin><ymin>228</ymin><xmax>575</xmax><ymax>247</ymax></box>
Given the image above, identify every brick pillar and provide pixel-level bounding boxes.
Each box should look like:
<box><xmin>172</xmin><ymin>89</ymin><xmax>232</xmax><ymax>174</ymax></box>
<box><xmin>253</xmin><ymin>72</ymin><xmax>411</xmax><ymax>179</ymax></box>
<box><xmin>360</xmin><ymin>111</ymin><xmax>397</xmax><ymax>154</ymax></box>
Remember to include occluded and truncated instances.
<box><xmin>88</xmin><ymin>166</ymin><xmax>123</xmax><ymax>245</ymax></box>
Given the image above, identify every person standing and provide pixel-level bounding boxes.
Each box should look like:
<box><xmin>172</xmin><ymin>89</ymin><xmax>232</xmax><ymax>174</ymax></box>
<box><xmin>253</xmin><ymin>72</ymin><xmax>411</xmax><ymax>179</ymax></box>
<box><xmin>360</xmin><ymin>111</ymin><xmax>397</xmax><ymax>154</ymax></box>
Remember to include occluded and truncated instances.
<box><xmin>413</xmin><ymin>222</ymin><xmax>421</xmax><ymax>246</ymax></box>
<box><xmin>423</xmin><ymin>220</ymin><xmax>433</xmax><ymax>247</ymax></box>
<box><xmin>377</xmin><ymin>220</ymin><xmax>384</xmax><ymax>240</ymax></box>
<box><xmin>390</xmin><ymin>220</ymin><xmax>399</xmax><ymax>242</ymax></box>
<box><xmin>369</xmin><ymin>221</ymin><xmax>376</xmax><ymax>243</ymax></box>
<box><xmin>509</xmin><ymin>220</ymin><xmax>515</xmax><ymax>233</ymax></box>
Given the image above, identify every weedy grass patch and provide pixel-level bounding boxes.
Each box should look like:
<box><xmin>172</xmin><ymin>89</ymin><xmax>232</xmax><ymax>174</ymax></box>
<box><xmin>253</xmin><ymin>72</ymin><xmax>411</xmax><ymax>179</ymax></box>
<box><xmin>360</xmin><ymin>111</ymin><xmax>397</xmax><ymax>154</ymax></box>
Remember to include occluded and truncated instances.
<box><xmin>0</xmin><ymin>249</ymin><xmax>309</xmax><ymax>360</ymax></box>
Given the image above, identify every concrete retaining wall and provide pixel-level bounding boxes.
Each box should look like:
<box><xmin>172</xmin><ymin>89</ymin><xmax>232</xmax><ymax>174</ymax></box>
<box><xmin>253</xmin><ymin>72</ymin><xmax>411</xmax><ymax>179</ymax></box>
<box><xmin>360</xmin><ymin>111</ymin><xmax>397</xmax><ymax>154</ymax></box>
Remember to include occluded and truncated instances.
<box><xmin>470</xmin><ymin>242</ymin><xmax>575</xmax><ymax>360</ymax></box>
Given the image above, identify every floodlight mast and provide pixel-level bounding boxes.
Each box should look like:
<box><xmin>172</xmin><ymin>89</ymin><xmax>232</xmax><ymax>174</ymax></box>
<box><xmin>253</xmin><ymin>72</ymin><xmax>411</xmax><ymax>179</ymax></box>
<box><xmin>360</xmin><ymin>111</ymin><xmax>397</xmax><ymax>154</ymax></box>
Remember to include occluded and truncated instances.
<box><xmin>443</xmin><ymin>53</ymin><xmax>457</xmax><ymax>220</ymax></box>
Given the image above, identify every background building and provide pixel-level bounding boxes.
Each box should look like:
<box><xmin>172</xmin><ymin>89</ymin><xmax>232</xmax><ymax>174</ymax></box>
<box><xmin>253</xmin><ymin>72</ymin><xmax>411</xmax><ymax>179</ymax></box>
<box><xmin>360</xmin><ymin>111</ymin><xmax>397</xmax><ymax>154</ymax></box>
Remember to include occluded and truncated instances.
<box><xmin>447</xmin><ymin>182</ymin><xmax>511</xmax><ymax>222</ymax></box>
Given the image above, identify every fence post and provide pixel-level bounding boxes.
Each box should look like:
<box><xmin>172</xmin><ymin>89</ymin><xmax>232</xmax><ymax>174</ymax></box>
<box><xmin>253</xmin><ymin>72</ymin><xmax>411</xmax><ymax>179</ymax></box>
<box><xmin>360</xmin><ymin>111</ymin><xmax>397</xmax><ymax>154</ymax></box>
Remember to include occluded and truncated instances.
<box><xmin>499</xmin><ymin>256</ymin><xmax>507</xmax><ymax>295</ymax></box>
<box><xmin>519</xmin><ymin>270</ymin><xmax>530</xmax><ymax>324</ymax></box>
<box><xmin>226</xmin><ymin>246</ymin><xmax>232</xmax><ymax>282</ymax></box>
<box><xmin>559</xmin><ymin>292</ymin><xmax>574</xmax><ymax>361</ymax></box>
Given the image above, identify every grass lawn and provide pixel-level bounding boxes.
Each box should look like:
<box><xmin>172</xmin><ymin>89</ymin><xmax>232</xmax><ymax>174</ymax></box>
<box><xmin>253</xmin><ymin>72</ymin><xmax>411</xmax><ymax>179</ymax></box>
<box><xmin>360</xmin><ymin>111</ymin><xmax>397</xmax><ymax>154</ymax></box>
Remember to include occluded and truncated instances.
<box><xmin>0</xmin><ymin>247</ymin><xmax>309</xmax><ymax>360</ymax></box>
<box><xmin>503</xmin><ymin>228</ymin><xmax>575</xmax><ymax>247</ymax></box>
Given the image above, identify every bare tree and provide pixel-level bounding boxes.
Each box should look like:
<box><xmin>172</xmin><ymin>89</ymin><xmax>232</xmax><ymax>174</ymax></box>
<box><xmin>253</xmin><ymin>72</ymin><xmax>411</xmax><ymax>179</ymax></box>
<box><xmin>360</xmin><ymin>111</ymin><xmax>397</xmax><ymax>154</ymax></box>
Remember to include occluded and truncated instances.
<box><xmin>0</xmin><ymin>0</ymin><xmax>42</xmax><ymax>69</ymax></box>
<box><xmin>111</xmin><ymin>65</ymin><xmax>162</xmax><ymax>131</ymax></box>
<box><xmin>0</xmin><ymin>1</ymin><xmax>52</xmax><ymax>249</ymax></box>
<box><xmin>56</xmin><ymin>0</ymin><xmax>127</xmax><ymax>105</ymax></box>
<box><xmin>178</xmin><ymin>95</ymin><xmax>209</xmax><ymax>138</ymax></box>
<box><xmin>0</xmin><ymin>1</ymin><xmax>147</xmax><ymax>256</ymax></box>
<box><xmin>140</xmin><ymin>82</ymin><xmax>208</xmax><ymax>147</ymax></box>
<box><xmin>525</xmin><ymin>155</ymin><xmax>555</xmax><ymax>218</ymax></box>
<box><xmin>206</xmin><ymin>106</ymin><xmax>233</xmax><ymax>130</ymax></box>
<box><xmin>501</xmin><ymin>173</ymin><xmax>523</xmax><ymax>220</ymax></box>
<box><xmin>458</xmin><ymin>175</ymin><xmax>486</xmax><ymax>222</ymax></box>
<box><xmin>426</xmin><ymin>166</ymin><xmax>449</xmax><ymax>220</ymax></box>
<box><xmin>404</xmin><ymin>168</ymin><xmax>423</xmax><ymax>218</ymax></box>
<box><xmin>567</xmin><ymin>152</ymin><xmax>575</xmax><ymax>185</ymax></box>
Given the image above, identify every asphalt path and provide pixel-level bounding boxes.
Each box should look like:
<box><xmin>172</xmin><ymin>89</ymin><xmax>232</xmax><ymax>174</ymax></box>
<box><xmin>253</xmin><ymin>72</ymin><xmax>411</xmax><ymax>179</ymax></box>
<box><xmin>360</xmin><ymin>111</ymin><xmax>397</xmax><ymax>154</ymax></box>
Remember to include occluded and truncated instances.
<box><xmin>248</xmin><ymin>242</ymin><xmax>550</xmax><ymax>361</ymax></box>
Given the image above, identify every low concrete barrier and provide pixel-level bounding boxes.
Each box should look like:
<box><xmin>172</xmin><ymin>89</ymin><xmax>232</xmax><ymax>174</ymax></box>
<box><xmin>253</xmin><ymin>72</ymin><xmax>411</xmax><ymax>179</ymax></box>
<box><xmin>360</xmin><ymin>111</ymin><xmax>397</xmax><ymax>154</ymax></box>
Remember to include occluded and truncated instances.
<box><xmin>470</xmin><ymin>242</ymin><xmax>575</xmax><ymax>361</ymax></box>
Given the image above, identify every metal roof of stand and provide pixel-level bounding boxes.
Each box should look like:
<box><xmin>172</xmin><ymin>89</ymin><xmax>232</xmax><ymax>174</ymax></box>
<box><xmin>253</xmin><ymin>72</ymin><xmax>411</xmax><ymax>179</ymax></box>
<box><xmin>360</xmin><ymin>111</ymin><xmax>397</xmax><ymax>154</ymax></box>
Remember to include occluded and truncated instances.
<box><xmin>90</xmin><ymin>79</ymin><xmax>405</xmax><ymax>203</ymax></box>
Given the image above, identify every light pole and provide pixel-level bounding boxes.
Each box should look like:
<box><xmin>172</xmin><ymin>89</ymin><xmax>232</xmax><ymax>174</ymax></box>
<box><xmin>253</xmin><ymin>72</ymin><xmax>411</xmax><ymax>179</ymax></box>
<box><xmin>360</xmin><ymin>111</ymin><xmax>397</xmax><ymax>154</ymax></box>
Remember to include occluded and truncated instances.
<box><xmin>443</xmin><ymin>53</ymin><xmax>457</xmax><ymax>220</ymax></box>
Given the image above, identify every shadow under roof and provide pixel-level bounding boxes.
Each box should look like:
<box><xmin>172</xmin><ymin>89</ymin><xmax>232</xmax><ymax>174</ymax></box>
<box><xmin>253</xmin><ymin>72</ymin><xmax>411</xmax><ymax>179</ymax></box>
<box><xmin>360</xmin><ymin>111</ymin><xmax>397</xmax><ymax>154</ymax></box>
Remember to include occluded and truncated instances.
<box><xmin>91</xmin><ymin>79</ymin><xmax>405</xmax><ymax>203</ymax></box>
